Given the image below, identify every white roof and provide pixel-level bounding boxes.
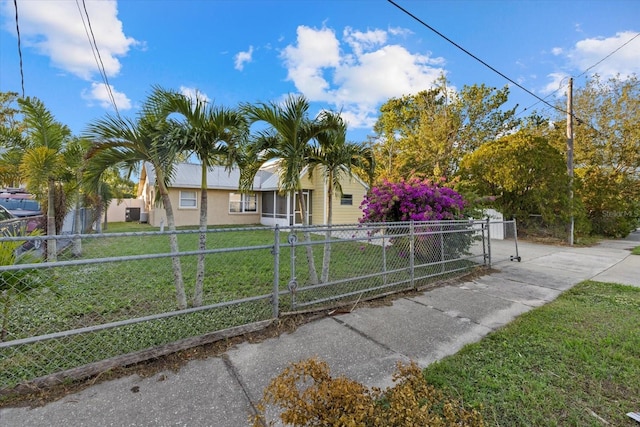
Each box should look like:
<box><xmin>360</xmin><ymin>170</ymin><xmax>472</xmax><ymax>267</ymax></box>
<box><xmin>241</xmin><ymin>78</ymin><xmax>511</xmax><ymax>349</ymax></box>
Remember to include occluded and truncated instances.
<box><xmin>144</xmin><ymin>161</ymin><xmax>368</xmax><ymax>192</ymax></box>
<box><xmin>144</xmin><ymin>162</ymin><xmax>270</xmax><ymax>190</ymax></box>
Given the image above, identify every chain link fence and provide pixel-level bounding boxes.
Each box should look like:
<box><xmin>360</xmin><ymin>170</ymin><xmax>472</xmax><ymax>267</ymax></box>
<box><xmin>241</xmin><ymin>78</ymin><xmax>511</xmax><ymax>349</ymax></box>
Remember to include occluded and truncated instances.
<box><xmin>0</xmin><ymin>220</ymin><xmax>497</xmax><ymax>395</ymax></box>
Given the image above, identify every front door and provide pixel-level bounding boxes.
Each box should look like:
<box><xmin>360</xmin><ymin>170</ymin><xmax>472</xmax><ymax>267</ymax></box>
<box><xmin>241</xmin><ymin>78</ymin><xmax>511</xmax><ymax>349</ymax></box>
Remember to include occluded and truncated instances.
<box><xmin>292</xmin><ymin>191</ymin><xmax>310</xmax><ymax>226</ymax></box>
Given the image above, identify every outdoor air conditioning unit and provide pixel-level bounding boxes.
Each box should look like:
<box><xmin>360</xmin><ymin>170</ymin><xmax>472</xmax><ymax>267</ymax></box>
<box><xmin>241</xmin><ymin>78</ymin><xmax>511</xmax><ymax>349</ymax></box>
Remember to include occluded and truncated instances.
<box><xmin>125</xmin><ymin>207</ymin><xmax>141</xmax><ymax>222</ymax></box>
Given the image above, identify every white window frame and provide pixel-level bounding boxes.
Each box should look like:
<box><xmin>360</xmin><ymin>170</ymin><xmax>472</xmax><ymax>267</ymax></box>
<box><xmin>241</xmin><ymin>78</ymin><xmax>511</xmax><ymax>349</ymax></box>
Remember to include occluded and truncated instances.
<box><xmin>340</xmin><ymin>194</ymin><xmax>353</xmax><ymax>206</ymax></box>
<box><xmin>229</xmin><ymin>192</ymin><xmax>257</xmax><ymax>213</ymax></box>
<box><xmin>179</xmin><ymin>190</ymin><xmax>198</xmax><ymax>209</ymax></box>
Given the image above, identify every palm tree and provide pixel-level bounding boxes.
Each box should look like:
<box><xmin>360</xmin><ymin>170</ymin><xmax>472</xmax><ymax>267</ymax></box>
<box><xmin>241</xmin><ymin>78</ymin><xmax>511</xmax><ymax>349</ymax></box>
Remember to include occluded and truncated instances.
<box><xmin>241</xmin><ymin>94</ymin><xmax>331</xmax><ymax>285</ymax></box>
<box><xmin>62</xmin><ymin>137</ymin><xmax>90</xmax><ymax>257</ymax></box>
<box><xmin>309</xmin><ymin>111</ymin><xmax>375</xmax><ymax>283</ymax></box>
<box><xmin>151</xmin><ymin>88</ymin><xmax>247</xmax><ymax>307</ymax></box>
<box><xmin>17</xmin><ymin>97</ymin><xmax>72</xmax><ymax>262</ymax></box>
<box><xmin>83</xmin><ymin>92</ymin><xmax>188</xmax><ymax>309</ymax></box>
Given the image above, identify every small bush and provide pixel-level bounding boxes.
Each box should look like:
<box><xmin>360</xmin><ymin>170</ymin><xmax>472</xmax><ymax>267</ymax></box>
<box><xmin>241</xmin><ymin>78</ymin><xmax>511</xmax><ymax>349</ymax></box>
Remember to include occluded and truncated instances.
<box><xmin>252</xmin><ymin>357</ymin><xmax>484</xmax><ymax>427</ymax></box>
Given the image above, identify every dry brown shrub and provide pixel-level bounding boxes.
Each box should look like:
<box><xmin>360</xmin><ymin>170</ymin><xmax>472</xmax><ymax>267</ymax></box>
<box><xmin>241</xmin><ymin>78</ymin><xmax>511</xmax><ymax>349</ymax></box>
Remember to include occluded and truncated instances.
<box><xmin>252</xmin><ymin>357</ymin><xmax>484</xmax><ymax>427</ymax></box>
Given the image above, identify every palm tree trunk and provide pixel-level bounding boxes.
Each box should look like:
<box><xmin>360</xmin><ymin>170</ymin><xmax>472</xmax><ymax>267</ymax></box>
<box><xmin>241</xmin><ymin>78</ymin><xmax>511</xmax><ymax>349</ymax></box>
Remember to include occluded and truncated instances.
<box><xmin>298</xmin><ymin>189</ymin><xmax>318</xmax><ymax>285</ymax></box>
<box><xmin>46</xmin><ymin>179</ymin><xmax>57</xmax><ymax>262</ymax></box>
<box><xmin>72</xmin><ymin>192</ymin><xmax>83</xmax><ymax>257</ymax></box>
<box><xmin>193</xmin><ymin>164</ymin><xmax>208</xmax><ymax>307</ymax></box>
<box><xmin>94</xmin><ymin>197</ymin><xmax>103</xmax><ymax>233</ymax></box>
<box><xmin>158</xmin><ymin>179</ymin><xmax>187</xmax><ymax>310</ymax></box>
<box><xmin>321</xmin><ymin>172</ymin><xmax>333</xmax><ymax>283</ymax></box>
<box><xmin>102</xmin><ymin>204</ymin><xmax>108</xmax><ymax>231</ymax></box>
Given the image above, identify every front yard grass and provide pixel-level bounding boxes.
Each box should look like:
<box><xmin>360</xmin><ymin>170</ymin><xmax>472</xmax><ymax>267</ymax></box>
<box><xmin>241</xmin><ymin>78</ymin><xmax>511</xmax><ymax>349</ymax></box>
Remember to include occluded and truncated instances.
<box><xmin>423</xmin><ymin>280</ymin><xmax>640</xmax><ymax>426</ymax></box>
<box><xmin>631</xmin><ymin>245</ymin><xmax>640</xmax><ymax>255</ymax></box>
<box><xmin>2</xmin><ymin>222</ymin><xmax>479</xmax><ymax>392</ymax></box>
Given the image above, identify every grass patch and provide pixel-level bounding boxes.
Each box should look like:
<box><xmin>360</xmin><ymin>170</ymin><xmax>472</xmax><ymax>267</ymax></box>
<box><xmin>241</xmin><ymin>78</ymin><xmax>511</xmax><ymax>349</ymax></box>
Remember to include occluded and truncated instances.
<box><xmin>631</xmin><ymin>245</ymin><xmax>640</xmax><ymax>255</ymax></box>
<box><xmin>423</xmin><ymin>280</ymin><xmax>640</xmax><ymax>426</ymax></box>
<box><xmin>2</xmin><ymin>222</ymin><xmax>480</xmax><ymax>391</ymax></box>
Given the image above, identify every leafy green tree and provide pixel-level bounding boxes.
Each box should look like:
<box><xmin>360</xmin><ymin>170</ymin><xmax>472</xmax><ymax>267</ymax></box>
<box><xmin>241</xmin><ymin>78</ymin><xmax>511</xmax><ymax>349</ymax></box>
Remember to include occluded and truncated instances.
<box><xmin>0</xmin><ymin>91</ymin><xmax>21</xmax><ymax>127</ymax></box>
<box><xmin>151</xmin><ymin>87</ymin><xmax>247</xmax><ymax>307</ymax></box>
<box><xmin>17</xmin><ymin>97</ymin><xmax>72</xmax><ymax>261</ymax></box>
<box><xmin>94</xmin><ymin>167</ymin><xmax>137</xmax><ymax>231</ymax></box>
<box><xmin>459</xmin><ymin>132</ymin><xmax>572</xmax><ymax>233</ymax></box>
<box><xmin>563</xmin><ymin>74</ymin><xmax>640</xmax><ymax>236</ymax></box>
<box><xmin>373</xmin><ymin>76</ymin><xmax>518</xmax><ymax>180</ymax></box>
<box><xmin>241</xmin><ymin>94</ymin><xmax>332</xmax><ymax>285</ymax></box>
<box><xmin>0</xmin><ymin>92</ymin><xmax>26</xmax><ymax>187</ymax></box>
<box><xmin>84</xmin><ymin>89</ymin><xmax>188</xmax><ymax>309</ymax></box>
<box><xmin>308</xmin><ymin>111</ymin><xmax>375</xmax><ymax>283</ymax></box>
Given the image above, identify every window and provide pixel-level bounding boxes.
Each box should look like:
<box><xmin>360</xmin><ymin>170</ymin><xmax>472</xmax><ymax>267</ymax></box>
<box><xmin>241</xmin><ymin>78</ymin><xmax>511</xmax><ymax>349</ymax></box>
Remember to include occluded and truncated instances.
<box><xmin>229</xmin><ymin>193</ymin><xmax>257</xmax><ymax>213</ymax></box>
<box><xmin>179</xmin><ymin>191</ymin><xmax>197</xmax><ymax>209</ymax></box>
<box><xmin>340</xmin><ymin>194</ymin><xmax>353</xmax><ymax>206</ymax></box>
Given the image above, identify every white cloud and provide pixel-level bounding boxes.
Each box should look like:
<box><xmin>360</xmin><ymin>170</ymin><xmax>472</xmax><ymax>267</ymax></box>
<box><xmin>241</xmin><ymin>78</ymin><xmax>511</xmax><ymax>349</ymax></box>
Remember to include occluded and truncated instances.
<box><xmin>81</xmin><ymin>82</ymin><xmax>131</xmax><ymax>110</ymax></box>
<box><xmin>281</xmin><ymin>25</ymin><xmax>446</xmax><ymax>129</ymax></box>
<box><xmin>281</xmin><ymin>26</ymin><xmax>341</xmax><ymax>101</ymax></box>
<box><xmin>388</xmin><ymin>26</ymin><xmax>413</xmax><ymax>37</ymax></box>
<box><xmin>541</xmin><ymin>72</ymin><xmax>570</xmax><ymax>95</ymax></box>
<box><xmin>567</xmin><ymin>31</ymin><xmax>640</xmax><ymax>78</ymax></box>
<box><xmin>234</xmin><ymin>46</ymin><xmax>254</xmax><ymax>71</ymax></box>
<box><xmin>3</xmin><ymin>0</ymin><xmax>137</xmax><ymax>80</ymax></box>
<box><xmin>338</xmin><ymin>107</ymin><xmax>379</xmax><ymax>131</ymax></box>
<box><xmin>551</xmin><ymin>47</ymin><xmax>563</xmax><ymax>56</ymax></box>
<box><xmin>343</xmin><ymin>27</ymin><xmax>387</xmax><ymax>56</ymax></box>
<box><xmin>179</xmin><ymin>86</ymin><xmax>211</xmax><ymax>104</ymax></box>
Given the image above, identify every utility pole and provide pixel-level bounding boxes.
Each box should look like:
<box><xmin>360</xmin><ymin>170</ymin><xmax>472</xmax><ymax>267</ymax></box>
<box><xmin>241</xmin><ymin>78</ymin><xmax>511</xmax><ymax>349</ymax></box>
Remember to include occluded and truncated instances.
<box><xmin>567</xmin><ymin>77</ymin><xmax>574</xmax><ymax>246</ymax></box>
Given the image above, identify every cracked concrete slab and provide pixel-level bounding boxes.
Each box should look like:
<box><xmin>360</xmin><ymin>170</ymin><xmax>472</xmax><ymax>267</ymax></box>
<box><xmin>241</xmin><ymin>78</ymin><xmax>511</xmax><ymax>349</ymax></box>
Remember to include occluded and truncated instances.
<box><xmin>336</xmin><ymin>298</ymin><xmax>493</xmax><ymax>367</ymax></box>
<box><xmin>461</xmin><ymin>276</ymin><xmax>562</xmax><ymax>307</ymax></box>
<box><xmin>409</xmin><ymin>285</ymin><xmax>532</xmax><ymax>330</ymax></box>
<box><xmin>0</xmin><ymin>358</ymin><xmax>251</xmax><ymax>427</ymax></box>
<box><xmin>226</xmin><ymin>317</ymin><xmax>406</xmax><ymax>396</ymax></box>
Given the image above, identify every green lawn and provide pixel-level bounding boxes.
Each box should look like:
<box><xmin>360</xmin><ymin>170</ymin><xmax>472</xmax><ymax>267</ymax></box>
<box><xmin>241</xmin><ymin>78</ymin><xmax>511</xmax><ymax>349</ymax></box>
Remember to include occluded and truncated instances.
<box><xmin>1</xmin><ymin>222</ymin><xmax>478</xmax><ymax>392</ymax></box>
<box><xmin>632</xmin><ymin>245</ymin><xmax>640</xmax><ymax>255</ymax></box>
<box><xmin>423</xmin><ymin>280</ymin><xmax>640</xmax><ymax>426</ymax></box>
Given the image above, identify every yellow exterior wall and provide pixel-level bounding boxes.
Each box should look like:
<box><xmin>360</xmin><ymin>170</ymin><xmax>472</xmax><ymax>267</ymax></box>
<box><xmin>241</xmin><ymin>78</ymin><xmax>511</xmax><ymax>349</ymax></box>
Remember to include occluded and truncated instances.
<box><xmin>328</xmin><ymin>176</ymin><xmax>367</xmax><ymax>224</ymax></box>
<box><xmin>140</xmin><ymin>165</ymin><xmax>367</xmax><ymax>227</ymax></box>
<box><xmin>148</xmin><ymin>188</ymin><xmax>260</xmax><ymax>227</ymax></box>
<box><xmin>306</xmin><ymin>166</ymin><xmax>368</xmax><ymax>225</ymax></box>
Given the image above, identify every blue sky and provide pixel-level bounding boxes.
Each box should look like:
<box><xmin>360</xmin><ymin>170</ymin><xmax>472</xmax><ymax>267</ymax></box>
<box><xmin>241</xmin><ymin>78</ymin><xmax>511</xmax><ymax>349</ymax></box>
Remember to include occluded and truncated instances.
<box><xmin>1</xmin><ymin>0</ymin><xmax>639</xmax><ymax>142</ymax></box>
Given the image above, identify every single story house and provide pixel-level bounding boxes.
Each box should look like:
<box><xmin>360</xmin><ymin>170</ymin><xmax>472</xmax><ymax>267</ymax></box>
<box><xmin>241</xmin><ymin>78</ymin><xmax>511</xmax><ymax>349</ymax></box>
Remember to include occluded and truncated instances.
<box><xmin>138</xmin><ymin>162</ymin><xmax>369</xmax><ymax>227</ymax></box>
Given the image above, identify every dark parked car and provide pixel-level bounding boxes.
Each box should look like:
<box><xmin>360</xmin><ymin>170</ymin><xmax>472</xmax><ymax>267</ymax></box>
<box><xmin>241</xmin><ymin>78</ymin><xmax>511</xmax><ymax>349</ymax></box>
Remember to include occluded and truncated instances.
<box><xmin>0</xmin><ymin>197</ymin><xmax>42</xmax><ymax>217</ymax></box>
<box><xmin>0</xmin><ymin>189</ymin><xmax>43</xmax><ymax>218</ymax></box>
<box><xmin>0</xmin><ymin>204</ymin><xmax>43</xmax><ymax>251</ymax></box>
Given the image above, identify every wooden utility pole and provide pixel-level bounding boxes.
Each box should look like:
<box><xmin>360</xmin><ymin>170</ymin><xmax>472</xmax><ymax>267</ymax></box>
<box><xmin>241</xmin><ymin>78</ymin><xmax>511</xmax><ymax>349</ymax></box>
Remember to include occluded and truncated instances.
<box><xmin>567</xmin><ymin>77</ymin><xmax>574</xmax><ymax>246</ymax></box>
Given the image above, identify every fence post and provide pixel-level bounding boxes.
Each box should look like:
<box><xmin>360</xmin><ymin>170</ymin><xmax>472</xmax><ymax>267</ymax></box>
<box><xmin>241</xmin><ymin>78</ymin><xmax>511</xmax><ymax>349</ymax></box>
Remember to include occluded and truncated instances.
<box><xmin>480</xmin><ymin>220</ymin><xmax>487</xmax><ymax>267</ymax></box>
<box><xmin>272</xmin><ymin>225</ymin><xmax>280</xmax><ymax>318</ymax></box>
<box><xmin>486</xmin><ymin>217</ymin><xmax>492</xmax><ymax>269</ymax></box>
<box><xmin>382</xmin><ymin>230</ymin><xmax>387</xmax><ymax>285</ymax></box>
<box><xmin>410</xmin><ymin>220</ymin><xmax>415</xmax><ymax>289</ymax></box>
<box><xmin>288</xmin><ymin>231</ymin><xmax>298</xmax><ymax>310</ymax></box>
<box><xmin>440</xmin><ymin>223</ymin><xmax>445</xmax><ymax>273</ymax></box>
<box><xmin>511</xmin><ymin>219</ymin><xmax>521</xmax><ymax>262</ymax></box>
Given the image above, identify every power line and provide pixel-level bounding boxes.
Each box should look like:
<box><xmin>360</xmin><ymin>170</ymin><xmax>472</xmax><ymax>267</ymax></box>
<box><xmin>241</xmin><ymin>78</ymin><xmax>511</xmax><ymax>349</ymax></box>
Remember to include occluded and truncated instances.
<box><xmin>576</xmin><ymin>31</ymin><xmax>640</xmax><ymax>79</ymax></box>
<box><xmin>520</xmin><ymin>31</ymin><xmax>640</xmax><ymax>117</ymax></box>
<box><xmin>12</xmin><ymin>0</ymin><xmax>25</xmax><ymax>98</ymax></box>
<box><xmin>517</xmin><ymin>80</ymin><xmax>566</xmax><ymax>118</ymax></box>
<box><xmin>387</xmin><ymin>0</ymin><xmax>568</xmax><ymax>114</ymax></box>
<box><xmin>75</xmin><ymin>0</ymin><xmax>120</xmax><ymax>115</ymax></box>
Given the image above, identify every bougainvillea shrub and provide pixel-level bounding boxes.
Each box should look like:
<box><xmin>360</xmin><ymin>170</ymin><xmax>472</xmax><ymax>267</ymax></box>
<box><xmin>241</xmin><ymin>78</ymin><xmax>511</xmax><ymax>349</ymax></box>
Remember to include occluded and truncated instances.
<box><xmin>360</xmin><ymin>177</ymin><xmax>467</xmax><ymax>223</ymax></box>
<box><xmin>360</xmin><ymin>178</ymin><xmax>473</xmax><ymax>263</ymax></box>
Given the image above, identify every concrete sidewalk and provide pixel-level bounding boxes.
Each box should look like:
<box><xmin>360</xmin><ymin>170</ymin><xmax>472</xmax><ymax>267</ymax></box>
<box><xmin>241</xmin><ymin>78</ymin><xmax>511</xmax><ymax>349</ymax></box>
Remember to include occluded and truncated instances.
<box><xmin>1</xmin><ymin>233</ymin><xmax>638</xmax><ymax>427</ymax></box>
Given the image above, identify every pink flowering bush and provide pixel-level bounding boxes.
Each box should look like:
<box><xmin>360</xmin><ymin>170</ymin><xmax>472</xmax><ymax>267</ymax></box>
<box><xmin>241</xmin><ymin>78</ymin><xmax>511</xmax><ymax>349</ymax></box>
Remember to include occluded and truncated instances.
<box><xmin>360</xmin><ymin>178</ymin><xmax>472</xmax><ymax>263</ymax></box>
<box><xmin>360</xmin><ymin>178</ymin><xmax>467</xmax><ymax>223</ymax></box>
